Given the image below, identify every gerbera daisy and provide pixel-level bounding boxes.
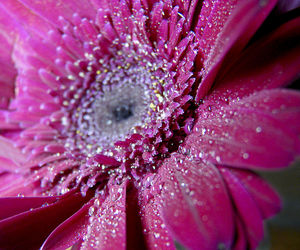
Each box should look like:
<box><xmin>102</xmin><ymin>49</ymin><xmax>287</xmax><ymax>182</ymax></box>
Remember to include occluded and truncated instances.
<box><xmin>0</xmin><ymin>0</ymin><xmax>299</xmax><ymax>249</ymax></box>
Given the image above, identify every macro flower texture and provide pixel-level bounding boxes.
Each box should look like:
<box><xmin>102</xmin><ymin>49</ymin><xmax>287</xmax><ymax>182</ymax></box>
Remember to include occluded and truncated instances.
<box><xmin>0</xmin><ymin>0</ymin><xmax>299</xmax><ymax>249</ymax></box>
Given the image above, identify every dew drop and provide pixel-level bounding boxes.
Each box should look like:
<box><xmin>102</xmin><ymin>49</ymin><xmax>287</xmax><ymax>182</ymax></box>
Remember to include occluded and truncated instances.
<box><xmin>256</xmin><ymin>126</ymin><xmax>262</xmax><ymax>133</ymax></box>
<box><xmin>242</xmin><ymin>153</ymin><xmax>249</xmax><ymax>159</ymax></box>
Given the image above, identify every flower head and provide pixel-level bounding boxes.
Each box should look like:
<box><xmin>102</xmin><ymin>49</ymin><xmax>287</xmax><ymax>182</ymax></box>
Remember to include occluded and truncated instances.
<box><xmin>0</xmin><ymin>0</ymin><xmax>299</xmax><ymax>249</ymax></box>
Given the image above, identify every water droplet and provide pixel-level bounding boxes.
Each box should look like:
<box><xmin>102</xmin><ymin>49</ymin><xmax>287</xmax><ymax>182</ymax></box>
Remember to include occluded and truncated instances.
<box><xmin>89</xmin><ymin>206</ymin><xmax>95</xmax><ymax>216</ymax></box>
<box><xmin>154</xmin><ymin>232</ymin><xmax>160</xmax><ymax>238</ymax></box>
<box><xmin>242</xmin><ymin>153</ymin><xmax>249</xmax><ymax>159</ymax></box>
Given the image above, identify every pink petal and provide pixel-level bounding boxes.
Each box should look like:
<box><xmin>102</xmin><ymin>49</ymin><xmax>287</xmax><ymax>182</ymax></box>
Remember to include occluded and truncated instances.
<box><xmin>0</xmin><ymin>172</ymin><xmax>41</xmax><ymax>197</ymax></box>
<box><xmin>211</xmin><ymin>16</ymin><xmax>300</xmax><ymax>101</ymax></box>
<box><xmin>17</xmin><ymin>0</ymin><xmax>97</xmax><ymax>28</ymax></box>
<box><xmin>41</xmin><ymin>199</ymin><xmax>93</xmax><ymax>250</ymax></box>
<box><xmin>137</xmin><ymin>176</ymin><xmax>176</xmax><ymax>249</ymax></box>
<box><xmin>81</xmin><ymin>181</ymin><xmax>127</xmax><ymax>250</ymax></box>
<box><xmin>220</xmin><ymin>167</ymin><xmax>264</xmax><ymax>249</ymax></box>
<box><xmin>158</xmin><ymin>153</ymin><xmax>234</xmax><ymax>250</ymax></box>
<box><xmin>0</xmin><ymin>196</ymin><xmax>59</xmax><ymax>221</ymax></box>
<box><xmin>0</xmin><ymin>1</ymin><xmax>54</xmax><ymax>37</ymax></box>
<box><xmin>0</xmin><ymin>136</ymin><xmax>26</xmax><ymax>172</ymax></box>
<box><xmin>232</xmin><ymin>215</ymin><xmax>247</xmax><ymax>250</ymax></box>
<box><xmin>0</xmin><ymin>9</ymin><xmax>18</xmax><ymax>109</ymax></box>
<box><xmin>0</xmin><ymin>192</ymin><xmax>90</xmax><ymax>249</ymax></box>
<box><xmin>93</xmin><ymin>154</ymin><xmax>120</xmax><ymax>166</ymax></box>
<box><xmin>196</xmin><ymin>0</ymin><xmax>277</xmax><ymax>101</ymax></box>
<box><xmin>126</xmin><ymin>183</ymin><xmax>148</xmax><ymax>249</ymax></box>
<box><xmin>229</xmin><ymin>168</ymin><xmax>281</xmax><ymax>219</ymax></box>
<box><xmin>186</xmin><ymin>89</ymin><xmax>300</xmax><ymax>169</ymax></box>
<box><xmin>138</xmin><ymin>192</ymin><xmax>175</xmax><ymax>249</ymax></box>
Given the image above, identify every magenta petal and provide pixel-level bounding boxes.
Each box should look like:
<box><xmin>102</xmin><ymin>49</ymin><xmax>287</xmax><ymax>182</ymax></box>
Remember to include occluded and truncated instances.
<box><xmin>41</xmin><ymin>200</ymin><xmax>93</xmax><ymax>250</ymax></box>
<box><xmin>213</xmin><ymin>17</ymin><xmax>300</xmax><ymax>100</ymax></box>
<box><xmin>0</xmin><ymin>172</ymin><xmax>41</xmax><ymax>197</ymax></box>
<box><xmin>93</xmin><ymin>154</ymin><xmax>120</xmax><ymax>166</ymax></box>
<box><xmin>0</xmin><ymin>1</ymin><xmax>54</xmax><ymax>37</ymax></box>
<box><xmin>81</xmin><ymin>181</ymin><xmax>127</xmax><ymax>250</ymax></box>
<box><xmin>230</xmin><ymin>169</ymin><xmax>281</xmax><ymax>219</ymax></box>
<box><xmin>0</xmin><ymin>36</ymin><xmax>16</xmax><ymax>109</ymax></box>
<box><xmin>0</xmin><ymin>192</ymin><xmax>89</xmax><ymax>249</ymax></box>
<box><xmin>0</xmin><ymin>136</ymin><xmax>26</xmax><ymax>172</ymax></box>
<box><xmin>196</xmin><ymin>0</ymin><xmax>277</xmax><ymax>101</ymax></box>
<box><xmin>17</xmin><ymin>0</ymin><xmax>97</xmax><ymax>28</ymax></box>
<box><xmin>0</xmin><ymin>6</ymin><xmax>23</xmax><ymax>44</ymax></box>
<box><xmin>220</xmin><ymin>167</ymin><xmax>264</xmax><ymax>249</ymax></box>
<box><xmin>187</xmin><ymin>89</ymin><xmax>300</xmax><ymax>169</ymax></box>
<box><xmin>0</xmin><ymin>196</ymin><xmax>59</xmax><ymax>220</ymax></box>
<box><xmin>232</xmin><ymin>215</ymin><xmax>247</xmax><ymax>250</ymax></box>
<box><xmin>159</xmin><ymin>153</ymin><xmax>234</xmax><ymax>250</ymax></box>
<box><xmin>138</xmin><ymin>186</ymin><xmax>175</xmax><ymax>249</ymax></box>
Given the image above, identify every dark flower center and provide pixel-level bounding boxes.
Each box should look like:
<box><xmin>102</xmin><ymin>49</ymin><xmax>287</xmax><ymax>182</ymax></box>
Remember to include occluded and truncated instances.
<box><xmin>112</xmin><ymin>103</ymin><xmax>133</xmax><ymax>122</ymax></box>
<box><xmin>59</xmin><ymin>39</ymin><xmax>169</xmax><ymax>155</ymax></box>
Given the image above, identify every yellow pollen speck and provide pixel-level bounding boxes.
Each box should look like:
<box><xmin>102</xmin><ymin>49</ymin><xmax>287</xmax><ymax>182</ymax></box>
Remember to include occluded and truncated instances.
<box><xmin>63</xmin><ymin>101</ymin><xmax>69</xmax><ymax>106</ymax></box>
<box><xmin>87</xmin><ymin>144</ymin><xmax>92</xmax><ymax>149</ymax></box>
<box><xmin>96</xmin><ymin>70</ymin><xmax>101</xmax><ymax>74</ymax></box>
<box><xmin>159</xmin><ymin>79</ymin><xmax>165</xmax><ymax>85</ymax></box>
<box><xmin>117</xmin><ymin>65</ymin><xmax>122</xmax><ymax>69</ymax></box>
<box><xmin>149</xmin><ymin>103</ymin><xmax>156</xmax><ymax>111</ymax></box>
<box><xmin>104</xmin><ymin>69</ymin><xmax>108</xmax><ymax>73</ymax></box>
<box><xmin>156</xmin><ymin>93</ymin><xmax>163</xmax><ymax>100</ymax></box>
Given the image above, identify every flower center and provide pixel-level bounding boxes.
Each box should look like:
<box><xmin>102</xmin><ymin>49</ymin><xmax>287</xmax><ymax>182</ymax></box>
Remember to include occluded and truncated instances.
<box><xmin>112</xmin><ymin>103</ymin><xmax>133</xmax><ymax>122</ymax></box>
<box><xmin>60</xmin><ymin>39</ymin><xmax>168</xmax><ymax>155</ymax></box>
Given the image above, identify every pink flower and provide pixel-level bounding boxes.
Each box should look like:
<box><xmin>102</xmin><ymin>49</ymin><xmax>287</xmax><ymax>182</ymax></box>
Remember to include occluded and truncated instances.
<box><xmin>0</xmin><ymin>0</ymin><xmax>299</xmax><ymax>249</ymax></box>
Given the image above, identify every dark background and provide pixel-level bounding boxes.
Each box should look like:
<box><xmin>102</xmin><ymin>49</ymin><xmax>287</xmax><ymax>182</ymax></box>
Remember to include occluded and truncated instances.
<box><xmin>259</xmin><ymin>160</ymin><xmax>300</xmax><ymax>250</ymax></box>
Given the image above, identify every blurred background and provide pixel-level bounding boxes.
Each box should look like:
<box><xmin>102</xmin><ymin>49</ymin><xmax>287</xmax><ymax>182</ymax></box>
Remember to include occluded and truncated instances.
<box><xmin>258</xmin><ymin>160</ymin><xmax>300</xmax><ymax>250</ymax></box>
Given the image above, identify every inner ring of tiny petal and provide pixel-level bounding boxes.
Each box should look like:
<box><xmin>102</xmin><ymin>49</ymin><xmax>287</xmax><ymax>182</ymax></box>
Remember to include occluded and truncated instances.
<box><xmin>60</xmin><ymin>38</ymin><xmax>169</xmax><ymax>155</ymax></box>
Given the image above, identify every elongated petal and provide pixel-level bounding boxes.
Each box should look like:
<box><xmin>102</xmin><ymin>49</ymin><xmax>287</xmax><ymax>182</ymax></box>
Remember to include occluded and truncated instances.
<box><xmin>0</xmin><ymin>38</ymin><xmax>16</xmax><ymax>109</ymax></box>
<box><xmin>0</xmin><ymin>136</ymin><xmax>26</xmax><ymax>172</ymax></box>
<box><xmin>212</xmin><ymin>17</ymin><xmax>300</xmax><ymax>101</ymax></box>
<box><xmin>138</xmin><ymin>179</ymin><xmax>175</xmax><ymax>249</ymax></box>
<box><xmin>232</xmin><ymin>215</ymin><xmax>247</xmax><ymax>250</ymax></box>
<box><xmin>17</xmin><ymin>0</ymin><xmax>96</xmax><ymax>27</ymax></box>
<box><xmin>0</xmin><ymin>1</ymin><xmax>54</xmax><ymax>37</ymax></box>
<box><xmin>220</xmin><ymin>168</ymin><xmax>264</xmax><ymax>249</ymax></box>
<box><xmin>186</xmin><ymin>89</ymin><xmax>300</xmax><ymax>169</ymax></box>
<box><xmin>196</xmin><ymin>0</ymin><xmax>277</xmax><ymax>101</ymax></box>
<box><xmin>41</xmin><ymin>200</ymin><xmax>93</xmax><ymax>250</ymax></box>
<box><xmin>0</xmin><ymin>172</ymin><xmax>41</xmax><ymax>197</ymax></box>
<box><xmin>0</xmin><ymin>9</ymin><xmax>18</xmax><ymax>109</ymax></box>
<box><xmin>0</xmin><ymin>192</ymin><xmax>89</xmax><ymax>249</ymax></box>
<box><xmin>229</xmin><ymin>168</ymin><xmax>281</xmax><ymax>219</ymax></box>
<box><xmin>0</xmin><ymin>196</ymin><xmax>59</xmax><ymax>220</ymax></box>
<box><xmin>81</xmin><ymin>181</ymin><xmax>127</xmax><ymax>250</ymax></box>
<box><xmin>159</xmin><ymin>153</ymin><xmax>234</xmax><ymax>250</ymax></box>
